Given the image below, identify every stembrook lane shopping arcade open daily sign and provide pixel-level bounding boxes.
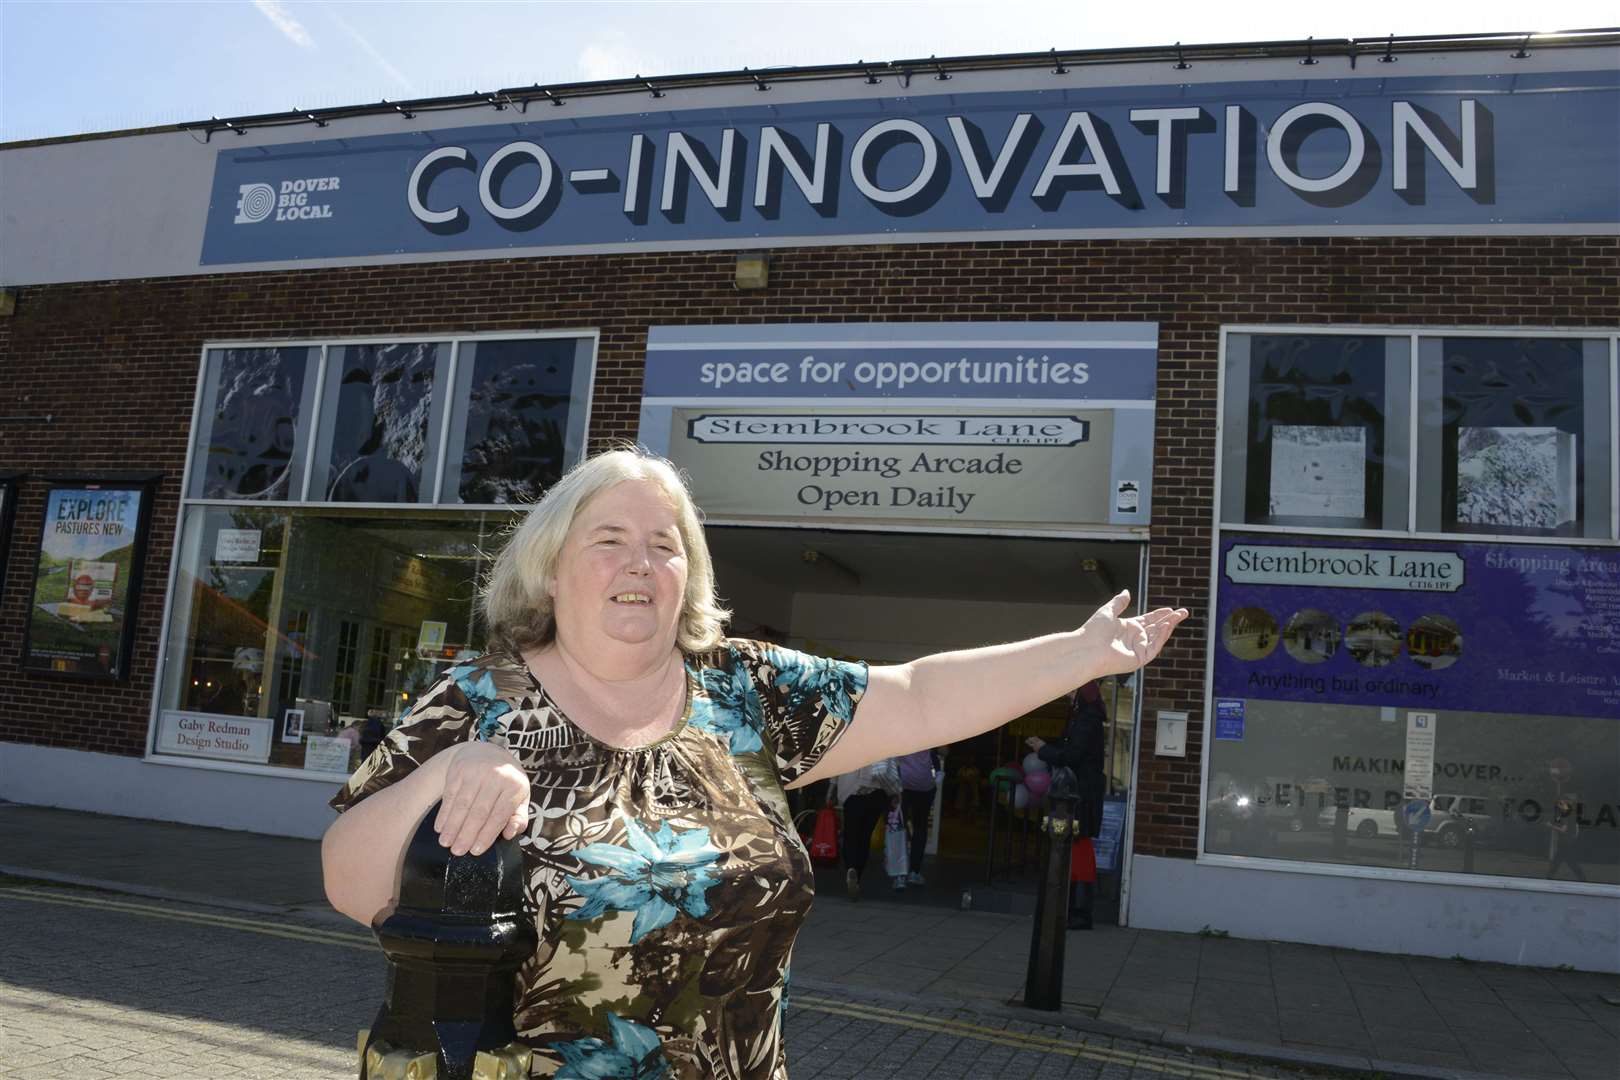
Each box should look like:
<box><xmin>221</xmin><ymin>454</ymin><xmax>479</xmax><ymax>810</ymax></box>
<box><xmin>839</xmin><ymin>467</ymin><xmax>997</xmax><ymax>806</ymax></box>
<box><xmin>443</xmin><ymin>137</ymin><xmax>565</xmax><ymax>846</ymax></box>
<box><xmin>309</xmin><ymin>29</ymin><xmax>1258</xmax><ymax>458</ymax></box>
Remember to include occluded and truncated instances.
<box><xmin>199</xmin><ymin>68</ymin><xmax>1620</xmax><ymax>265</ymax></box>
<box><xmin>637</xmin><ymin>322</ymin><xmax>1156</xmax><ymax>531</ymax></box>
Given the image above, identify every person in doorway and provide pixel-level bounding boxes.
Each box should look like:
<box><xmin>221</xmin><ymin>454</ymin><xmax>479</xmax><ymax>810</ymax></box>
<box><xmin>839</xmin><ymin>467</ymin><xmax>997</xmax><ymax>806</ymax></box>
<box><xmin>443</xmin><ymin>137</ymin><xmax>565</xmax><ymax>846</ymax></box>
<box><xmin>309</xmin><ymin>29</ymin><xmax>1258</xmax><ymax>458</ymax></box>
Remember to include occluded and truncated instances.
<box><xmin>834</xmin><ymin>756</ymin><xmax>901</xmax><ymax>899</ymax></box>
<box><xmin>1026</xmin><ymin>680</ymin><xmax>1109</xmax><ymax>929</ymax></box>
<box><xmin>321</xmin><ymin>447</ymin><xmax>1187</xmax><ymax>1077</ymax></box>
<box><xmin>897</xmin><ymin>748</ymin><xmax>943</xmax><ymax>886</ymax></box>
<box><xmin>954</xmin><ymin>758</ymin><xmax>982</xmax><ymax>815</ymax></box>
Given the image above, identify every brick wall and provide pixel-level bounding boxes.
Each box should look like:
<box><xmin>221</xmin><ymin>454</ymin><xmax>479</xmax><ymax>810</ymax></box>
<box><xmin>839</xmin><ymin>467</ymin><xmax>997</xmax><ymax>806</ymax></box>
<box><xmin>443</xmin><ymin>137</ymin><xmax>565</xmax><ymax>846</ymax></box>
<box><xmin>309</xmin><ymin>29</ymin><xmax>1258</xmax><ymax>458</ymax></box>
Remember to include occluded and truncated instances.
<box><xmin>1</xmin><ymin>235</ymin><xmax>1614</xmax><ymax>856</ymax></box>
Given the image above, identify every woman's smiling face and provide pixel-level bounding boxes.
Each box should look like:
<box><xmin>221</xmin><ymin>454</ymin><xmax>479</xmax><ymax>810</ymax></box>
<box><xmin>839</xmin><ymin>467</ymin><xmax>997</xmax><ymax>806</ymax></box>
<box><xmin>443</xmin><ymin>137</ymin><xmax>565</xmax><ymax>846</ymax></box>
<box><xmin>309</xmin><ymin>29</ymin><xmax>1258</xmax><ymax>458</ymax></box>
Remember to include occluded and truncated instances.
<box><xmin>549</xmin><ymin>478</ymin><xmax>689</xmax><ymax>656</ymax></box>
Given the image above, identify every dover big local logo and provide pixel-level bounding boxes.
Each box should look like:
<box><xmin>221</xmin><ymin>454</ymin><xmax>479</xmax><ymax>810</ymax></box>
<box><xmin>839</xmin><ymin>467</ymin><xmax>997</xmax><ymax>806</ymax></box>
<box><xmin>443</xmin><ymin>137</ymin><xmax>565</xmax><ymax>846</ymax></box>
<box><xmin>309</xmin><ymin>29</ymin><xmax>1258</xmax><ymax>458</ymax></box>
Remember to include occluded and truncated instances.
<box><xmin>234</xmin><ymin>176</ymin><xmax>341</xmax><ymax>224</ymax></box>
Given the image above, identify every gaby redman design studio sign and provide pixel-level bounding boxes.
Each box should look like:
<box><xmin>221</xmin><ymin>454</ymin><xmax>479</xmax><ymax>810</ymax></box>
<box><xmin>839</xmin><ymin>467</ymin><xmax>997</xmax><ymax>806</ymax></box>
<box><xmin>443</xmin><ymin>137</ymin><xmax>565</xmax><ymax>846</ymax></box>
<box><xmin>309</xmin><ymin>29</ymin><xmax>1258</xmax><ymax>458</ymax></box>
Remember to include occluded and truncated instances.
<box><xmin>199</xmin><ymin>69</ymin><xmax>1620</xmax><ymax>265</ymax></box>
<box><xmin>638</xmin><ymin>322</ymin><xmax>1156</xmax><ymax>532</ymax></box>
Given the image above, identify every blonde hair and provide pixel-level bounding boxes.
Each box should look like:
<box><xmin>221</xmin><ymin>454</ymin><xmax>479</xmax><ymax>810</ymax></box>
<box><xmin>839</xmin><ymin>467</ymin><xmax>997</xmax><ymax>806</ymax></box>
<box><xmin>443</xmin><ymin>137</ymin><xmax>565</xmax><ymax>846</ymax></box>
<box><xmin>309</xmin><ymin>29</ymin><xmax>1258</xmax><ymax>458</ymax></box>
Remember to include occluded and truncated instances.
<box><xmin>481</xmin><ymin>447</ymin><xmax>730</xmax><ymax>656</ymax></box>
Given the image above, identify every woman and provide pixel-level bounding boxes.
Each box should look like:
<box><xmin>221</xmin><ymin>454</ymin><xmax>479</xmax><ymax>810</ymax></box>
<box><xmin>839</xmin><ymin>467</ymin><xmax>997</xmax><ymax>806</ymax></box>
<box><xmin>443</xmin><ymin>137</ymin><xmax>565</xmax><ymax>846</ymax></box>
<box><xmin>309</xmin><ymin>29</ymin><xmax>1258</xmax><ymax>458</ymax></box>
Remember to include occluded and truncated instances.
<box><xmin>322</xmin><ymin>448</ymin><xmax>1187</xmax><ymax>1079</ymax></box>
<box><xmin>831</xmin><ymin>755</ymin><xmax>901</xmax><ymax>899</ymax></box>
<box><xmin>895</xmin><ymin>748</ymin><xmax>942</xmax><ymax>887</ymax></box>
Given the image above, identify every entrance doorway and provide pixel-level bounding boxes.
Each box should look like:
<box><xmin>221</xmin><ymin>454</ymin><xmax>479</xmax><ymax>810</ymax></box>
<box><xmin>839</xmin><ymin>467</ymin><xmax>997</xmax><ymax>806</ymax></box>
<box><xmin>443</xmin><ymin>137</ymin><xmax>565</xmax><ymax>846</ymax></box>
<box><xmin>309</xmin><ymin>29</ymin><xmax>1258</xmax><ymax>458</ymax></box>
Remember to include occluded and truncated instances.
<box><xmin>706</xmin><ymin>525</ymin><xmax>1144</xmax><ymax>918</ymax></box>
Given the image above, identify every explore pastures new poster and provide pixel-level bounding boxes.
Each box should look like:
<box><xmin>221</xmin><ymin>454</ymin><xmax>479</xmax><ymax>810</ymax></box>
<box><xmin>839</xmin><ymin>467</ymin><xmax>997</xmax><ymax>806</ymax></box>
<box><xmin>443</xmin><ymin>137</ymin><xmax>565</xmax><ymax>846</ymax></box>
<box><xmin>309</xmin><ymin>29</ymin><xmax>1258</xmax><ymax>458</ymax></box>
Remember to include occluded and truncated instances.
<box><xmin>25</xmin><ymin>484</ymin><xmax>152</xmax><ymax>679</ymax></box>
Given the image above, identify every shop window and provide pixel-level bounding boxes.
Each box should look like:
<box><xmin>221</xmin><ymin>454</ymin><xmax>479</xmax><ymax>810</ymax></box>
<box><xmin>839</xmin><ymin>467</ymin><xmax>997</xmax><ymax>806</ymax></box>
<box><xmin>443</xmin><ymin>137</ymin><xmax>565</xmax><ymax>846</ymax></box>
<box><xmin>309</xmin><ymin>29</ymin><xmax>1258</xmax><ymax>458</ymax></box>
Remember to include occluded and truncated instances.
<box><xmin>1209</xmin><ymin>328</ymin><xmax>1618</xmax><ymax>889</ymax></box>
<box><xmin>442</xmin><ymin>337</ymin><xmax>592</xmax><ymax>504</ymax></box>
<box><xmin>188</xmin><ymin>334</ymin><xmax>592</xmax><ymax>509</ymax></box>
<box><xmin>1220</xmin><ymin>333</ymin><xmax>1411</xmax><ymax>531</ymax></box>
<box><xmin>1416</xmin><ymin>337</ymin><xmax>1613</xmax><ymax>539</ymax></box>
<box><xmin>312</xmin><ymin>342</ymin><xmax>450</xmax><ymax>503</ymax></box>
<box><xmin>1203</xmin><ymin>698</ymin><xmax>1617</xmax><ymax>886</ymax></box>
<box><xmin>189</xmin><ymin>347</ymin><xmax>319</xmax><ymax>500</ymax></box>
<box><xmin>154</xmin><ymin>506</ymin><xmax>510</xmax><ymax>772</ymax></box>
<box><xmin>155</xmin><ymin>332</ymin><xmax>591</xmax><ymax>774</ymax></box>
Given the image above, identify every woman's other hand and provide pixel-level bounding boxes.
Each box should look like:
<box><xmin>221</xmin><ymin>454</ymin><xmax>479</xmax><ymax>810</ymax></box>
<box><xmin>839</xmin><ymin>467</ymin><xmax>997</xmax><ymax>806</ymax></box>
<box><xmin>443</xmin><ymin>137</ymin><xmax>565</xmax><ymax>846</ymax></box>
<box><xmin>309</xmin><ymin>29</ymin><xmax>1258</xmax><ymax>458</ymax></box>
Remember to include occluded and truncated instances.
<box><xmin>1081</xmin><ymin>590</ymin><xmax>1189</xmax><ymax>677</ymax></box>
<box><xmin>433</xmin><ymin>741</ymin><xmax>531</xmax><ymax>856</ymax></box>
<box><xmin>1025</xmin><ymin>736</ymin><xmax>1046</xmax><ymax>752</ymax></box>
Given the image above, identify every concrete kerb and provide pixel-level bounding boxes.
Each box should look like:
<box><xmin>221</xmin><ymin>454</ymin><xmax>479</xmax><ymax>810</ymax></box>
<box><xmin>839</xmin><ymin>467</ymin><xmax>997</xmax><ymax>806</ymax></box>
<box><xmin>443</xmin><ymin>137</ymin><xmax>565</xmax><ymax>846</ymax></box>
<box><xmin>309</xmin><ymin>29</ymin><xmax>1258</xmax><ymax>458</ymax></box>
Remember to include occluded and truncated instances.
<box><xmin>0</xmin><ymin>864</ymin><xmax>292</xmax><ymax>915</ymax></box>
<box><xmin>792</xmin><ymin>974</ymin><xmax>1537</xmax><ymax>1080</ymax></box>
<box><xmin>0</xmin><ymin>865</ymin><xmax>376</xmax><ymax>933</ymax></box>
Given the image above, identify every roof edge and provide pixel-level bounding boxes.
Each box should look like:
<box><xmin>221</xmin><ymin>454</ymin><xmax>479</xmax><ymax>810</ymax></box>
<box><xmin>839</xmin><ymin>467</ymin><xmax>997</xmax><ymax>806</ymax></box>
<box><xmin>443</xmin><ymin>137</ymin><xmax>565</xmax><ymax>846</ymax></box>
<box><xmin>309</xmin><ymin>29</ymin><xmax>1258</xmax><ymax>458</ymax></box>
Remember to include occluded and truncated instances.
<box><xmin>4</xmin><ymin>28</ymin><xmax>1616</xmax><ymax>151</ymax></box>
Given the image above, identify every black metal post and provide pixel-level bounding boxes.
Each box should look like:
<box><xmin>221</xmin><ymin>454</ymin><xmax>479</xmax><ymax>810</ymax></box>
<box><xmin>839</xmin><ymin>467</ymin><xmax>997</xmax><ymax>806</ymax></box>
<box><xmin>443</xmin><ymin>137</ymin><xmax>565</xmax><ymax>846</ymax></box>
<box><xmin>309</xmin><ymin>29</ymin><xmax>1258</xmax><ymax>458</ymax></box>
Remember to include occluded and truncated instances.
<box><xmin>358</xmin><ymin>802</ymin><xmax>537</xmax><ymax>1080</ymax></box>
<box><xmin>1025</xmin><ymin>767</ymin><xmax>1078</xmax><ymax>1011</ymax></box>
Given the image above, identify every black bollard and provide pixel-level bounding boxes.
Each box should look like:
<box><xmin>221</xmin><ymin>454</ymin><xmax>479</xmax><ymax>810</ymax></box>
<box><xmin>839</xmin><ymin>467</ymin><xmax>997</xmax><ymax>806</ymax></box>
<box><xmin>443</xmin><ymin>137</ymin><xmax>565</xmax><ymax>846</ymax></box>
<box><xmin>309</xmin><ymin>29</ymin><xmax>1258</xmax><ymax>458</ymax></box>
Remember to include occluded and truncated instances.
<box><xmin>359</xmin><ymin>801</ymin><xmax>537</xmax><ymax>1080</ymax></box>
<box><xmin>1024</xmin><ymin>767</ymin><xmax>1078</xmax><ymax>1012</ymax></box>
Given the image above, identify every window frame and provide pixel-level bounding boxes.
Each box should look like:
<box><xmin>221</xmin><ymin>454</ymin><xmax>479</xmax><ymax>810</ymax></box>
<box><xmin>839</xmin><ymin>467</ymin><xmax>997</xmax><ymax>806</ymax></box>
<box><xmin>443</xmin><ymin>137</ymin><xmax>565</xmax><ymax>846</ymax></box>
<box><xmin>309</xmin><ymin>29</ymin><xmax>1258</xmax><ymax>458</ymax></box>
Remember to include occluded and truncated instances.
<box><xmin>147</xmin><ymin>329</ymin><xmax>597</xmax><ymax>780</ymax></box>
<box><xmin>1202</xmin><ymin>324</ymin><xmax>1620</xmax><ymax>896</ymax></box>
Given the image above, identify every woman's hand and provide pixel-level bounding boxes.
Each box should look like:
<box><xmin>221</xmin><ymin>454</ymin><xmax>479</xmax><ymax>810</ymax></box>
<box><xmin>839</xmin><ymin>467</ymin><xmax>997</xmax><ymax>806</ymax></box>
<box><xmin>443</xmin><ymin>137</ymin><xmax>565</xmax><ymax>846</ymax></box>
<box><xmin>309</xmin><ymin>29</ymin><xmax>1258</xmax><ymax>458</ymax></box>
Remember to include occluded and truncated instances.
<box><xmin>432</xmin><ymin>741</ymin><xmax>531</xmax><ymax>856</ymax></box>
<box><xmin>1081</xmin><ymin>590</ymin><xmax>1190</xmax><ymax>677</ymax></box>
<box><xmin>1025</xmin><ymin>736</ymin><xmax>1046</xmax><ymax>752</ymax></box>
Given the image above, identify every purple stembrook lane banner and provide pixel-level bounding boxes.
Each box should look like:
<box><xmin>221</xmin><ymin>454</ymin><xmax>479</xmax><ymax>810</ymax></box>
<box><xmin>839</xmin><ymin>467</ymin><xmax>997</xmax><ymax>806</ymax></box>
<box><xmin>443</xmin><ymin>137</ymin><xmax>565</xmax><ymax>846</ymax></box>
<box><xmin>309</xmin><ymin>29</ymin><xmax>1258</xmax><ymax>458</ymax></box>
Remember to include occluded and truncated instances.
<box><xmin>1212</xmin><ymin>535</ymin><xmax>1620</xmax><ymax>721</ymax></box>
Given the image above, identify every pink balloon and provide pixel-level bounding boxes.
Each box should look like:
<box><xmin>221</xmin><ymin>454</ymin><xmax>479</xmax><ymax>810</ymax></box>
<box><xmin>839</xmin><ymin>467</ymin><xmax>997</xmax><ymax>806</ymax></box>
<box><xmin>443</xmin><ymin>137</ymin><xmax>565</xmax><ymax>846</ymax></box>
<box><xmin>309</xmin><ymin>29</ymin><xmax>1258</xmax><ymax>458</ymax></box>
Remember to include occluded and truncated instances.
<box><xmin>1024</xmin><ymin>771</ymin><xmax>1052</xmax><ymax>800</ymax></box>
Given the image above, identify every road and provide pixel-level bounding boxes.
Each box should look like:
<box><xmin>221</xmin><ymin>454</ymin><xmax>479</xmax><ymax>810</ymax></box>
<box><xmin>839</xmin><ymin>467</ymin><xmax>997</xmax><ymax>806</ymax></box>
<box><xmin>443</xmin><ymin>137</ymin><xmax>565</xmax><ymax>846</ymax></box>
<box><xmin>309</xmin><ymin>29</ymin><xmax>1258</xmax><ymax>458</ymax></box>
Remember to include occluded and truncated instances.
<box><xmin>0</xmin><ymin>879</ymin><xmax>1351</xmax><ymax>1079</ymax></box>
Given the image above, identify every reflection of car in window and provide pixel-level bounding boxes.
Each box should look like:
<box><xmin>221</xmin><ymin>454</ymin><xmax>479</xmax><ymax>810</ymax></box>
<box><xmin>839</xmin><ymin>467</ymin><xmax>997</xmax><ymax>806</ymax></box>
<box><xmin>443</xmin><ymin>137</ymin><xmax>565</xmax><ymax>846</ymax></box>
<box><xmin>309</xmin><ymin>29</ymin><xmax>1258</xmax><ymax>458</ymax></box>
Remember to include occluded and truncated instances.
<box><xmin>1423</xmin><ymin>794</ymin><xmax>1494</xmax><ymax>848</ymax></box>
<box><xmin>1317</xmin><ymin>805</ymin><xmax>1398</xmax><ymax>838</ymax></box>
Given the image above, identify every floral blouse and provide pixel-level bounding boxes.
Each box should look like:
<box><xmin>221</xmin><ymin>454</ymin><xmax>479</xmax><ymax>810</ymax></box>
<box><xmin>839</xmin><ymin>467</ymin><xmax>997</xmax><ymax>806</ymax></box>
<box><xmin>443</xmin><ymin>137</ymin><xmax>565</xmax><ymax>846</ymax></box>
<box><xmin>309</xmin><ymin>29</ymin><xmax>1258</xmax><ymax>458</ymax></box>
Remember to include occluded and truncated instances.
<box><xmin>330</xmin><ymin>639</ymin><xmax>868</xmax><ymax>1080</ymax></box>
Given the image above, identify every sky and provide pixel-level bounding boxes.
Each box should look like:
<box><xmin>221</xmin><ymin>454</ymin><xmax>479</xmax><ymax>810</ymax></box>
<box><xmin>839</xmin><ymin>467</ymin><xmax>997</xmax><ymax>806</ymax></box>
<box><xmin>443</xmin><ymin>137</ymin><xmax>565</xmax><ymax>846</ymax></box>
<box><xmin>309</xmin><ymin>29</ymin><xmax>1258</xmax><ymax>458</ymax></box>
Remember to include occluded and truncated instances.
<box><xmin>1</xmin><ymin>0</ymin><xmax>1615</xmax><ymax>142</ymax></box>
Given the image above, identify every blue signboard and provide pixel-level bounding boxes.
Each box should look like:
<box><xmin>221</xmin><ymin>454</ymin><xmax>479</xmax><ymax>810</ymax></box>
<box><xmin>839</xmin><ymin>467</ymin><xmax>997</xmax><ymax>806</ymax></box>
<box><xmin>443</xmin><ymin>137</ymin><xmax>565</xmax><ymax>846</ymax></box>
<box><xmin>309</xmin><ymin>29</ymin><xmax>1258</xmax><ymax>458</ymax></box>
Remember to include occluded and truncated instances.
<box><xmin>200</xmin><ymin>70</ymin><xmax>1619</xmax><ymax>266</ymax></box>
<box><xmin>1213</xmin><ymin>535</ymin><xmax>1620</xmax><ymax>721</ymax></box>
<box><xmin>1215</xmin><ymin>699</ymin><xmax>1246</xmax><ymax>740</ymax></box>
<box><xmin>642</xmin><ymin>321</ymin><xmax>1156</xmax><ymax>402</ymax></box>
<box><xmin>1095</xmin><ymin>797</ymin><xmax>1128</xmax><ymax>873</ymax></box>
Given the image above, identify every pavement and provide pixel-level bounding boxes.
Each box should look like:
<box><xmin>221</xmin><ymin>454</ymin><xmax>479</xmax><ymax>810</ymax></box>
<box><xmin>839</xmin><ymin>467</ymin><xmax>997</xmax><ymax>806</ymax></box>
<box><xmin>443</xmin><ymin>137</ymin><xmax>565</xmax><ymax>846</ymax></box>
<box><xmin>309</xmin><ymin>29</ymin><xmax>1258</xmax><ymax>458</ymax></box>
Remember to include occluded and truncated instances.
<box><xmin>2</xmin><ymin>802</ymin><xmax>1616</xmax><ymax>1080</ymax></box>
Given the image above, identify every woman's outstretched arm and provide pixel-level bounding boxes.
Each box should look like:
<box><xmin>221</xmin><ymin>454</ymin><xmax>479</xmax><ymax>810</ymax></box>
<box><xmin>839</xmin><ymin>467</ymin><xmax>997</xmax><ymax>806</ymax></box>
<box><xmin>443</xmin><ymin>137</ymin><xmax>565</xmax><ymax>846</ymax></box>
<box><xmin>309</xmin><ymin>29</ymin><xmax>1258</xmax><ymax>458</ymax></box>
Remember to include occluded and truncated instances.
<box><xmin>789</xmin><ymin>591</ymin><xmax>1187</xmax><ymax>788</ymax></box>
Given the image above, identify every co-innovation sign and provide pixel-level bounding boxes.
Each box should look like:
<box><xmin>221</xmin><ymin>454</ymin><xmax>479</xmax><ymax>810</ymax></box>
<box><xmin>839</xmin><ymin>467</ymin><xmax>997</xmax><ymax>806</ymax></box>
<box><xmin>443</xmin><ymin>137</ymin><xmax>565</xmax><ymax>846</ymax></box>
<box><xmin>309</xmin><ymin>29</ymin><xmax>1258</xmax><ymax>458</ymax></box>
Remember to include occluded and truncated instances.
<box><xmin>200</xmin><ymin>69</ymin><xmax>1620</xmax><ymax>264</ymax></box>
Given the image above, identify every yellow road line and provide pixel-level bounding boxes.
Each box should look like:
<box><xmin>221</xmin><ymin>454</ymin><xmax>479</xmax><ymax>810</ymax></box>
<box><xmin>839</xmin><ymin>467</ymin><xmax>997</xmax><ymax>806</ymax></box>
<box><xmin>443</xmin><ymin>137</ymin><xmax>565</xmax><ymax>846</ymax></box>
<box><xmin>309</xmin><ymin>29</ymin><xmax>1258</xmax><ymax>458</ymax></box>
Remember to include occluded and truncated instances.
<box><xmin>794</xmin><ymin>995</ymin><xmax>1266</xmax><ymax>1080</ymax></box>
<box><xmin>2</xmin><ymin>884</ymin><xmax>1276</xmax><ymax>1077</ymax></box>
<box><xmin>0</xmin><ymin>886</ymin><xmax>373</xmax><ymax>951</ymax></box>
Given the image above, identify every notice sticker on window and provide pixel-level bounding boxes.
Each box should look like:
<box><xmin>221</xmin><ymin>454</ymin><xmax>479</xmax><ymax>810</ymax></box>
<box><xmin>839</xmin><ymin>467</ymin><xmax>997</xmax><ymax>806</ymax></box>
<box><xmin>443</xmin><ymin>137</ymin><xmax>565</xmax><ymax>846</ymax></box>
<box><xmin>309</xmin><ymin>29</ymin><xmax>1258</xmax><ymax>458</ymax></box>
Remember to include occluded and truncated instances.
<box><xmin>1215</xmin><ymin>699</ymin><xmax>1245</xmax><ymax>741</ymax></box>
<box><xmin>1403</xmin><ymin>712</ymin><xmax>1437</xmax><ymax>800</ymax></box>
<box><xmin>215</xmin><ymin>528</ymin><xmax>261</xmax><ymax>563</ymax></box>
<box><xmin>303</xmin><ymin>734</ymin><xmax>351</xmax><ymax>775</ymax></box>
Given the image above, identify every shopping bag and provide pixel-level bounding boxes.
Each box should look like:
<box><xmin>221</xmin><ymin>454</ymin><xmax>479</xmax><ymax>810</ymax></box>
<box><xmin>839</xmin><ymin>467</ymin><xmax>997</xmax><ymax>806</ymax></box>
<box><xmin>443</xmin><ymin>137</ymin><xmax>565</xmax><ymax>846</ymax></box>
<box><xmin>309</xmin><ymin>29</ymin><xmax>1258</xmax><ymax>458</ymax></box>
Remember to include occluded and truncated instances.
<box><xmin>884</xmin><ymin>810</ymin><xmax>909</xmax><ymax>878</ymax></box>
<box><xmin>809</xmin><ymin>807</ymin><xmax>839</xmax><ymax>863</ymax></box>
<box><xmin>1070</xmin><ymin>837</ymin><xmax>1097</xmax><ymax>883</ymax></box>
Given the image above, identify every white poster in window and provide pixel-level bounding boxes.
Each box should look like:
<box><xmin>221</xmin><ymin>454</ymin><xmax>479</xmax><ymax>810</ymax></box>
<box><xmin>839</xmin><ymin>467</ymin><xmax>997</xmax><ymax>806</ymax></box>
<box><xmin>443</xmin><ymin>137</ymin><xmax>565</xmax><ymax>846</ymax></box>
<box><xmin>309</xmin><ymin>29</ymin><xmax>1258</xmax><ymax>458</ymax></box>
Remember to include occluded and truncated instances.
<box><xmin>1403</xmin><ymin>712</ymin><xmax>1437</xmax><ymax>800</ymax></box>
<box><xmin>214</xmin><ymin>528</ymin><xmax>262</xmax><ymax>563</ymax></box>
<box><xmin>280</xmin><ymin>707</ymin><xmax>305</xmax><ymax>744</ymax></box>
<box><xmin>1456</xmin><ymin>427</ymin><xmax>1577</xmax><ymax>530</ymax></box>
<box><xmin>417</xmin><ymin>620</ymin><xmax>448</xmax><ymax>656</ymax></box>
<box><xmin>1268</xmin><ymin>425</ymin><xmax>1365</xmax><ymax>517</ymax></box>
<box><xmin>303</xmin><ymin>734</ymin><xmax>352</xmax><ymax>775</ymax></box>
